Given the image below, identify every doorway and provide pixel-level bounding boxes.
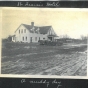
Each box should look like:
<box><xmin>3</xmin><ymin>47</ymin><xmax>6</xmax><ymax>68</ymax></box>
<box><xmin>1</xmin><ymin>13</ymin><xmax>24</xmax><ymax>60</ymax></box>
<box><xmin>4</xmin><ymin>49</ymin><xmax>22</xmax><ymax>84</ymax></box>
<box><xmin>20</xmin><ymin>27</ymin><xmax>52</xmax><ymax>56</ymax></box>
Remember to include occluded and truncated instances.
<box><xmin>48</xmin><ymin>37</ymin><xmax>52</xmax><ymax>41</ymax></box>
<box><xmin>30</xmin><ymin>37</ymin><xmax>32</xmax><ymax>43</ymax></box>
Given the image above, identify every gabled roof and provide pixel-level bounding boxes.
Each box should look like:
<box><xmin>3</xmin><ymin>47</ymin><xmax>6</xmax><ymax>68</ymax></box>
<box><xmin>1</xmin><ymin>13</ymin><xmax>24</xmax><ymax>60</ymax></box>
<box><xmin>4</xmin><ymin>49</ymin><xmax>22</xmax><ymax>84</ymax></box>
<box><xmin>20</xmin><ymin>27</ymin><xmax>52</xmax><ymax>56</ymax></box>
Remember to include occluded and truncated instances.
<box><xmin>22</xmin><ymin>24</ymin><xmax>51</xmax><ymax>34</ymax></box>
<box><xmin>48</xmin><ymin>34</ymin><xmax>58</xmax><ymax>37</ymax></box>
<box><xmin>15</xmin><ymin>23</ymin><xmax>53</xmax><ymax>34</ymax></box>
<box><xmin>39</xmin><ymin>26</ymin><xmax>51</xmax><ymax>34</ymax></box>
<box><xmin>22</xmin><ymin>24</ymin><xmax>39</xmax><ymax>33</ymax></box>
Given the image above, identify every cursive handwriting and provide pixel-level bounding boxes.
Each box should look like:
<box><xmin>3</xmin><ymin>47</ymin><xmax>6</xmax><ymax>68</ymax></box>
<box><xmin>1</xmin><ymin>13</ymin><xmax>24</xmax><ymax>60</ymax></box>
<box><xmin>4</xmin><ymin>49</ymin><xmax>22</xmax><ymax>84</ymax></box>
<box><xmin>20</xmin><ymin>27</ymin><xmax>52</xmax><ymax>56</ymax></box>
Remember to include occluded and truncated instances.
<box><xmin>30</xmin><ymin>80</ymin><xmax>49</xmax><ymax>87</ymax></box>
<box><xmin>21</xmin><ymin>79</ymin><xmax>62</xmax><ymax>88</ymax></box>
<box><xmin>52</xmin><ymin>79</ymin><xmax>62</xmax><ymax>88</ymax></box>
<box><xmin>17</xmin><ymin>2</ymin><xmax>60</xmax><ymax>7</ymax></box>
<box><xmin>17</xmin><ymin>2</ymin><xmax>43</xmax><ymax>7</ymax></box>
<box><xmin>21</xmin><ymin>79</ymin><xmax>26</xmax><ymax>83</ymax></box>
<box><xmin>46</xmin><ymin>2</ymin><xmax>60</xmax><ymax>7</ymax></box>
<box><xmin>17</xmin><ymin>2</ymin><xmax>23</xmax><ymax>6</ymax></box>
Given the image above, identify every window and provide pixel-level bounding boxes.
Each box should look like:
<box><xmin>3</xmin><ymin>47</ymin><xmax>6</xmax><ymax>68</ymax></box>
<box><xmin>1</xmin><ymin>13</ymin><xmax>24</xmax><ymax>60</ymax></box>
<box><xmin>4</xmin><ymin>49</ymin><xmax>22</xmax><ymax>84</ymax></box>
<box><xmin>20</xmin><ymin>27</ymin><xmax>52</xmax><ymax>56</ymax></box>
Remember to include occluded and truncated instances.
<box><xmin>30</xmin><ymin>37</ymin><xmax>32</xmax><ymax>42</ymax></box>
<box><xmin>24</xmin><ymin>29</ymin><xmax>26</xmax><ymax>33</ymax></box>
<box><xmin>39</xmin><ymin>37</ymin><xmax>40</xmax><ymax>40</ymax></box>
<box><xmin>35</xmin><ymin>37</ymin><xmax>37</xmax><ymax>41</ymax></box>
<box><xmin>23</xmin><ymin>37</ymin><xmax>24</xmax><ymax>41</ymax></box>
<box><xmin>43</xmin><ymin>38</ymin><xmax>45</xmax><ymax>40</ymax></box>
<box><xmin>19</xmin><ymin>30</ymin><xmax>20</xmax><ymax>34</ymax></box>
<box><xmin>26</xmin><ymin>37</ymin><xmax>27</xmax><ymax>41</ymax></box>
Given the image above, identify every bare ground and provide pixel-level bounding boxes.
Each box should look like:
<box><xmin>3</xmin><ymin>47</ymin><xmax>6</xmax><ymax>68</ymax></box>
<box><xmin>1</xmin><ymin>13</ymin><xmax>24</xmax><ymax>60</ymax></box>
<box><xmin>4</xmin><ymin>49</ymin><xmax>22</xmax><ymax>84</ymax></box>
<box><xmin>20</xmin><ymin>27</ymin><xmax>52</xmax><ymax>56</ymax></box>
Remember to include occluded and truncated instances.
<box><xmin>1</xmin><ymin>43</ymin><xmax>87</xmax><ymax>76</ymax></box>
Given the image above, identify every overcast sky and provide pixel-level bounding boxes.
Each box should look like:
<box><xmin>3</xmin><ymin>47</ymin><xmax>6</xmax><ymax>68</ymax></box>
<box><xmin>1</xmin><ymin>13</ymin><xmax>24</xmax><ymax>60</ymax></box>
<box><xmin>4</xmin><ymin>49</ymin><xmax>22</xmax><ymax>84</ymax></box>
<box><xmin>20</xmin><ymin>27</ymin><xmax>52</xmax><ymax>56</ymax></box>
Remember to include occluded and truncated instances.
<box><xmin>1</xmin><ymin>8</ymin><xmax>88</xmax><ymax>39</ymax></box>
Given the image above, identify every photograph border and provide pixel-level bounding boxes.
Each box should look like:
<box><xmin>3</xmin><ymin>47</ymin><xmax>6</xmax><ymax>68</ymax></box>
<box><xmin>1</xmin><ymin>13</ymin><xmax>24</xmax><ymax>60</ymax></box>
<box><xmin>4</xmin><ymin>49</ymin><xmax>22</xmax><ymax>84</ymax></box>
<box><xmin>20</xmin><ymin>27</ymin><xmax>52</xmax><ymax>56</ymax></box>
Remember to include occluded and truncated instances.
<box><xmin>0</xmin><ymin>1</ymin><xmax>88</xmax><ymax>79</ymax></box>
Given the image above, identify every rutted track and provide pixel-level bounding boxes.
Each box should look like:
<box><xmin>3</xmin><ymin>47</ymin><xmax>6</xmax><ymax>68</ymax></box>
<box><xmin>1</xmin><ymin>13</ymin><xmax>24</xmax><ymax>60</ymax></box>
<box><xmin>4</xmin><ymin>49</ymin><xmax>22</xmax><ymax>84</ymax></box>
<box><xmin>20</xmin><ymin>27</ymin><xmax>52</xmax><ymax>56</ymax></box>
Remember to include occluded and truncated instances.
<box><xmin>1</xmin><ymin>44</ymin><xmax>87</xmax><ymax>76</ymax></box>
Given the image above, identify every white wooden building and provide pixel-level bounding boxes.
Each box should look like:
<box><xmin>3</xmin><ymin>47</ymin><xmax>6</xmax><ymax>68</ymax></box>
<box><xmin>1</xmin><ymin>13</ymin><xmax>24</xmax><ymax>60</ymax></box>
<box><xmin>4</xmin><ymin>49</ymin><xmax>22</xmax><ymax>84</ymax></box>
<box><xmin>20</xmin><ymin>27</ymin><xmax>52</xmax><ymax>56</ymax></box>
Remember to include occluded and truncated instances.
<box><xmin>12</xmin><ymin>22</ymin><xmax>58</xmax><ymax>43</ymax></box>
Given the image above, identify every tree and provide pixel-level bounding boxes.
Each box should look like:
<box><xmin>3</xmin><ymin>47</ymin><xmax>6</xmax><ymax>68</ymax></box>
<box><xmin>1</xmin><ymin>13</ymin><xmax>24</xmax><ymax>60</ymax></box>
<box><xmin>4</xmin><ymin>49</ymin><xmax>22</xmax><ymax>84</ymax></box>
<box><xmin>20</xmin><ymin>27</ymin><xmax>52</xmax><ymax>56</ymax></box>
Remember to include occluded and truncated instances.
<box><xmin>62</xmin><ymin>34</ymin><xmax>70</xmax><ymax>39</ymax></box>
<box><xmin>81</xmin><ymin>35</ymin><xmax>87</xmax><ymax>40</ymax></box>
<box><xmin>8</xmin><ymin>35</ymin><xmax>12</xmax><ymax>42</ymax></box>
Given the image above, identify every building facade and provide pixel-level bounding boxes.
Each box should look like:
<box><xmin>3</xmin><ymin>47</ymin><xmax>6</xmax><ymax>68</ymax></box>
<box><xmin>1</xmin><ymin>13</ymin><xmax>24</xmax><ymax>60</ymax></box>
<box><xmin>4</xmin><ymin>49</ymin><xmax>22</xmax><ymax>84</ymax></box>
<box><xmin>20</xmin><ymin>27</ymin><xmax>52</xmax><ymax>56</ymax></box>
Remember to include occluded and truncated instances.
<box><xmin>12</xmin><ymin>22</ymin><xmax>58</xmax><ymax>43</ymax></box>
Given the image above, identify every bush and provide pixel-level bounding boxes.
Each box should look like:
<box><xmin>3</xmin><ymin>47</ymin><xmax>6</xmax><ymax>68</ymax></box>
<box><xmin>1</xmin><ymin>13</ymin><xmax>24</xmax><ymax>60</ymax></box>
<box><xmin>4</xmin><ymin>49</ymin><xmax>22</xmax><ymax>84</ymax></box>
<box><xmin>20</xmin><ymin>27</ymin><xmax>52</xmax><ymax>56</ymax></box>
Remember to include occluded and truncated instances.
<box><xmin>5</xmin><ymin>42</ymin><xmax>13</xmax><ymax>48</ymax></box>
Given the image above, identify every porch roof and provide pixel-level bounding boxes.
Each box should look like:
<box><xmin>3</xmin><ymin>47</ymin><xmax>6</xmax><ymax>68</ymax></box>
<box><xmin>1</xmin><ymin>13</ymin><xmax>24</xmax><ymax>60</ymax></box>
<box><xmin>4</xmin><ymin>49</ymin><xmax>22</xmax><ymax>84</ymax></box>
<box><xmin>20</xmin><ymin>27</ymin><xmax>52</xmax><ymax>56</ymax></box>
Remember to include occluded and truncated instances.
<box><xmin>48</xmin><ymin>35</ymin><xmax>58</xmax><ymax>37</ymax></box>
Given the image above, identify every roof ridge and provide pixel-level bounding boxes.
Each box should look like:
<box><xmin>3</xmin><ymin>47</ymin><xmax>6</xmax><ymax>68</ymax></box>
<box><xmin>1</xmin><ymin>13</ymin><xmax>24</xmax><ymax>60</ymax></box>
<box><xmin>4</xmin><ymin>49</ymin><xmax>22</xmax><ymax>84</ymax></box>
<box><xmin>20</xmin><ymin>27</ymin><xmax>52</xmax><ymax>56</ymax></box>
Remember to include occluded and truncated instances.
<box><xmin>22</xmin><ymin>24</ymin><xmax>39</xmax><ymax>27</ymax></box>
<box><xmin>22</xmin><ymin>23</ymin><xmax>51</xmax><ymax>27</ymax></box>
<box><xmin>39</xmin><ymin>26</ymin><xmax>51</xmax><ymax>27</ymax></box>
<box><xmin>21</xmin><ymin>23</ymin><xmax>52</xmax><ymax>34</ymax></box>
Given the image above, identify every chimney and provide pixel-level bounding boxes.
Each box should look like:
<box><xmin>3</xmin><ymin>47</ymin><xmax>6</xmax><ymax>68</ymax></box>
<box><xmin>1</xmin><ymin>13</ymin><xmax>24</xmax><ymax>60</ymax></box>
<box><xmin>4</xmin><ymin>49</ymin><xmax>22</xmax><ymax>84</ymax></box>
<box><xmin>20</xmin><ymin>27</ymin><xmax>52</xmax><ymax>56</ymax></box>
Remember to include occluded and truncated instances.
<box><xmin>31</xmin><ymin>22</ymin><xmax>34</xmax><ymax>27</ymax></box>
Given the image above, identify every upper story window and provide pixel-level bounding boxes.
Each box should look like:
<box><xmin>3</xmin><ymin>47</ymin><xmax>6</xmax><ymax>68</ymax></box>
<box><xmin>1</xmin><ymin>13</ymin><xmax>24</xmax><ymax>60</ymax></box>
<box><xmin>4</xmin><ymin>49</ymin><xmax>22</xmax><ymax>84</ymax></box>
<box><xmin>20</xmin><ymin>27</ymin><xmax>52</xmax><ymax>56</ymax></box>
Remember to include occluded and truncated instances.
<box><xmin>49</xmin><ymin>30</ymin><xmax>51</xmax><ymax>35</ymax></box>
<box><xmin>39</xmin><ymin>37</ymin><xmax>40</xmax><ymax>40</ymax></box>
<box><xmin>36</xmin><ymin>28</ymin><xmax>39</xmax><ymax>34</ymax></box>
<box><xmin>19</xmin><ymin>30</ymin><xmax>20</xmax><ymax>34</ymax></box>
<box><xmin>24</xmin><ymin>29</ymin><xmax>26</xmax><ymax>33</ymax></box>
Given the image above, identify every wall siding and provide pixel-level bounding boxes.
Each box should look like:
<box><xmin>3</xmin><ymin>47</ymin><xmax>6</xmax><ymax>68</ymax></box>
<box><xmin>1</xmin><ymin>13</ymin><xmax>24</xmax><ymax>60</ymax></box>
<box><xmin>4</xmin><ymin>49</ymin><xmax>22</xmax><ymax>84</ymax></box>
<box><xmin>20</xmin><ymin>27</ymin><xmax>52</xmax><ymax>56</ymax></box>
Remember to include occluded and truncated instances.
<box><xmin>15</xmin><ymin>25</ymin><xmax>30</xmax><ymax>43</ymax></box>
<box><xmin>13</xmin><ymin>25</ymin><xmax>55</xmax><ymax>43</ymax></box>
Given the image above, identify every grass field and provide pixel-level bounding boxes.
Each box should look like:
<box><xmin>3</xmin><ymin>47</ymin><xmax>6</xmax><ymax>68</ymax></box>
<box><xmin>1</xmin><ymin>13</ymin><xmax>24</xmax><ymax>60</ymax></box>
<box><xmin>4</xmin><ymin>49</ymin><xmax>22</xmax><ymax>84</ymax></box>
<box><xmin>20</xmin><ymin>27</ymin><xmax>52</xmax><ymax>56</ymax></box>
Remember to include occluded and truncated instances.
<box><xmin>1</xmin><ymin>42</ymin><xmax>87</xmax><ymax>76</ymax></box>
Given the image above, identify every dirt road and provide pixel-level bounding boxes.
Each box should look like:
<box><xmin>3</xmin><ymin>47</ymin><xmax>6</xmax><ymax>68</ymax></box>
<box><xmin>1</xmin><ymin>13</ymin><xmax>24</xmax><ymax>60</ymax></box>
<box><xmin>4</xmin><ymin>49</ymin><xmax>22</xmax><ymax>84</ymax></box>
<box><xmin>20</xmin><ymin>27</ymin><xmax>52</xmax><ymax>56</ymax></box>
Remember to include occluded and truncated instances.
<box><xmin>1</xmin><ymin>43</ymin><xmax>87</xmax><ymax>76</ymax></box>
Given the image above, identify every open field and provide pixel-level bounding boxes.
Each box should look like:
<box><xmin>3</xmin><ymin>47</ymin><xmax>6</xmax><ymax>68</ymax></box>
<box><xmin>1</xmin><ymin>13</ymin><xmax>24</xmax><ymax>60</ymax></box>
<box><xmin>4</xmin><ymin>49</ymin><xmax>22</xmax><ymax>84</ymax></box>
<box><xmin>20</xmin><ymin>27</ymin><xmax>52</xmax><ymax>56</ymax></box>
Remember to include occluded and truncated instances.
<box><xmin>1</xmin><ymin>42</ymin><xmax>87</xmax><ymax>76</ymax></box>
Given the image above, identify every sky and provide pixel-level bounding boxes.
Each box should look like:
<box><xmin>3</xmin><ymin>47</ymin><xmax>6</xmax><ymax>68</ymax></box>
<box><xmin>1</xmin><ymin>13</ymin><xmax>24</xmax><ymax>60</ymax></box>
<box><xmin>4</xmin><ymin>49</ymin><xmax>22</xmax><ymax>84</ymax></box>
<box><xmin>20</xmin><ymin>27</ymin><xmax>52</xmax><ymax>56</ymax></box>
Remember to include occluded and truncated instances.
<box><xmin>1</xmin><ymin>8</ymin><xmax>88</xmax><ymax>39</ymax></box>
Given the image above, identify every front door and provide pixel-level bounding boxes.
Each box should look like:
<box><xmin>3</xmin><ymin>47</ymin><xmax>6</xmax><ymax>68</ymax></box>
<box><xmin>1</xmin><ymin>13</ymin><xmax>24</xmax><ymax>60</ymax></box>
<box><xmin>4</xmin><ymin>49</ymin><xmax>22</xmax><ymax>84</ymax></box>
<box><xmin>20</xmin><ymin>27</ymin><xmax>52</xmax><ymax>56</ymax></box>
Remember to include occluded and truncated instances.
<box><xmin>48</xmin><ymin>37</ymin><xmax>52</xmax><ymax>41</ymax></box>
<box><xmin>30</xmin><ymin>37</ymin><xmax>32</xmax><ymax>43</ymax></box>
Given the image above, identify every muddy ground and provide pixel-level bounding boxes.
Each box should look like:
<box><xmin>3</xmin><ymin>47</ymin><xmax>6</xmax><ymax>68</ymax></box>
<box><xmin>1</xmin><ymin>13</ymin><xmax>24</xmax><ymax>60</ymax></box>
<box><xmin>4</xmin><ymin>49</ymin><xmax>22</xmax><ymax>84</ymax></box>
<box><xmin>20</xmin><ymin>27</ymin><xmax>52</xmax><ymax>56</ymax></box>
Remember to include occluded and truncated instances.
<box><xmin>1</xmin><ymin>42</ymin><xmax>87</xmax><ymax>76</ymax></box>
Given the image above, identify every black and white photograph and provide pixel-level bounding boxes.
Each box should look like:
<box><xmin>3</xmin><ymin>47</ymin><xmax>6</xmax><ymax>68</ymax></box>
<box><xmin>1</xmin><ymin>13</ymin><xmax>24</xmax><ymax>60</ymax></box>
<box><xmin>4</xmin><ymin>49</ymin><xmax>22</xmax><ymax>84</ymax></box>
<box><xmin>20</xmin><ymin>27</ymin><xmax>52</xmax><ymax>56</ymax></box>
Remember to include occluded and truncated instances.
<box><xmin>1</xmin><ymin>8</ymin><xmax>88</xmax><ymax>76</ymax></box>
